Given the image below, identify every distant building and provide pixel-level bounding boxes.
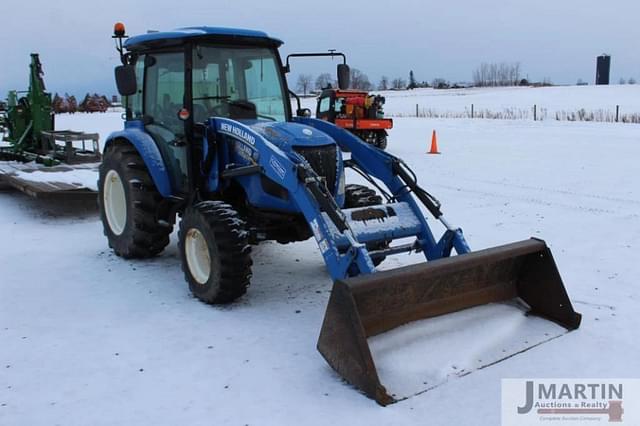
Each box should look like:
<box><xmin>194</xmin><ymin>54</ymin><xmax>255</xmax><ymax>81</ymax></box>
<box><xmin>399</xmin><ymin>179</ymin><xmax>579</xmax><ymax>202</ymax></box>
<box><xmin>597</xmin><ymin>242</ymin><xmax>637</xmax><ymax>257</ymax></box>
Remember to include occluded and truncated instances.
<box><xmin>596</xmin><ymin>54</ymin><xmax>611</xmax><ymax>85</ymax></box>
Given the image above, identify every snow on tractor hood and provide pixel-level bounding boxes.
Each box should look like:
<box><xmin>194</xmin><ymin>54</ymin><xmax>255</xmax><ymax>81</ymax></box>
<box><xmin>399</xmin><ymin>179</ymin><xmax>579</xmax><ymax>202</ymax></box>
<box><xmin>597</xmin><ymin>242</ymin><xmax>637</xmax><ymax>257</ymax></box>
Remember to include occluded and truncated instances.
<box><xmin>246</xmin><ymin>120</ymin><xmax>335</xmax><ymax>153</ymax></box>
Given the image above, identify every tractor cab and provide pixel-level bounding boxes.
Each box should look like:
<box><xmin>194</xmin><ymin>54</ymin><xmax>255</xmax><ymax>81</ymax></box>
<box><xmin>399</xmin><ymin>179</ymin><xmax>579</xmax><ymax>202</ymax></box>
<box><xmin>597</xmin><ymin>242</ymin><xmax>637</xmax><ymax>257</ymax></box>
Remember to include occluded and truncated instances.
<box><xmin>114</xmin><ymin>27</ymin><xmax>296</xmax><ymax>194</ymax></box>
<box><xmin>117</xmin><ymin>27</ymin><xmax>291</xmax><ymax>124</ymax></box>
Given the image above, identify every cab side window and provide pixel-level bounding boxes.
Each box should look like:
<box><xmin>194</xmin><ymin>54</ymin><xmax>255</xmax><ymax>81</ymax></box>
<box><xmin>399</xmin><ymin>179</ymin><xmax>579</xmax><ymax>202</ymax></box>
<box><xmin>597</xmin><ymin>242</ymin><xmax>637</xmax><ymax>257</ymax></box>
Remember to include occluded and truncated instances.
<box><xmin>144</xmin><ymin>52</ymin><xmax>185</xmax><ymax>135</ymax></box>
<box><xmin>318</xmin><ymin>96</ymin><xmax>331</xmax><ymax>113</ymax></box>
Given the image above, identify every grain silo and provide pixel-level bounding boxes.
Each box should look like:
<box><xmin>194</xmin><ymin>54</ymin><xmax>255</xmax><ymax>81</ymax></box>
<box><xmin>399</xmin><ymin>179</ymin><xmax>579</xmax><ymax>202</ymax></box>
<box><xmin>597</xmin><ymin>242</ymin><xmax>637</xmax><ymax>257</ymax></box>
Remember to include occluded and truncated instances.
<box><xmin>596</xmin><ymin>54</ymin><xmax>611</xmax><ymax>85</ymax></box>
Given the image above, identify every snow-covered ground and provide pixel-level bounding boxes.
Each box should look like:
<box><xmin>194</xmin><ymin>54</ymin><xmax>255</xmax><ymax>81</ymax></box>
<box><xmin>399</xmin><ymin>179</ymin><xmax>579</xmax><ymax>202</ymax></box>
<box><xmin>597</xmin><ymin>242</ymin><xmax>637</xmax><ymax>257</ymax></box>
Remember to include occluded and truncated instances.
<box><xmin>1</xmin><ymin>87</ymin><xmax>639</xmax><ymax>425</ymax></box>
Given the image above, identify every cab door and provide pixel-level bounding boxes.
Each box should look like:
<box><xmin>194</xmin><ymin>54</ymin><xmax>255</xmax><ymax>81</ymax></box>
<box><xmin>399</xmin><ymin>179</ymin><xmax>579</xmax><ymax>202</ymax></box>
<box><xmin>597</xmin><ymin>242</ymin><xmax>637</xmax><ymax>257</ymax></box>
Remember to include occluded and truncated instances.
<box><xmin>143</xmin><ymin>51</ymin><xmax>190</xmax><ymax>194</ymax></box>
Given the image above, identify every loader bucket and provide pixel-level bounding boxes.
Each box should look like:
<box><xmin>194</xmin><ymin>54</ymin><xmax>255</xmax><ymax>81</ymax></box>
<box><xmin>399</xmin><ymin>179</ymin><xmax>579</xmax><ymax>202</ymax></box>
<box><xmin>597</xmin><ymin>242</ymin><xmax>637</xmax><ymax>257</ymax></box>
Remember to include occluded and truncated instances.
<box><xmin>317</xmin><ymin>238</ymin><xmax>581</xmax><ymax>405</ymax></box>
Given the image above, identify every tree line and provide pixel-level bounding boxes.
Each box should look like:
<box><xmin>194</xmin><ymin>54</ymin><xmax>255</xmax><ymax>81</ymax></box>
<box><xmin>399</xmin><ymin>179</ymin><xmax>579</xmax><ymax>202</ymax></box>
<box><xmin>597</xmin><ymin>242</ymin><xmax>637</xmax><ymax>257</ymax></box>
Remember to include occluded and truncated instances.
<box><xmin>297</xmin><ymin>62</ymin><xmax>640</xmax><ymax>94</ymax></box>
<box><xmin>295</xmin><ymin>62</ymin><xmax>637</xmax><ymax>95</ymax></box>
<box><xmin>295</xmin><ymin>64</ymin><xmax>526</xmax><ymax>95</ymax></box>
<box><xmin>295</xmin><ymin>69</ymin><xmax>448</xmax><ymax>95</ymax></box>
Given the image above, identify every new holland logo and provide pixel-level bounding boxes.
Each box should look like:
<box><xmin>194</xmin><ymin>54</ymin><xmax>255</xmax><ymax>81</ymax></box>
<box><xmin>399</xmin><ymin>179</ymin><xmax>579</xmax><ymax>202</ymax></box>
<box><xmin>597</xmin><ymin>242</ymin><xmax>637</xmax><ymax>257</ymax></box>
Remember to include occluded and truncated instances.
<box><xmin>219</xmin><ymin>122</ymin><xmax>256</xmax><ymax>145</ymax></box>
<box><xmin>269</xmin><ymin>156</ymin><xmax>286</xmax><ymax>180</ymax></box>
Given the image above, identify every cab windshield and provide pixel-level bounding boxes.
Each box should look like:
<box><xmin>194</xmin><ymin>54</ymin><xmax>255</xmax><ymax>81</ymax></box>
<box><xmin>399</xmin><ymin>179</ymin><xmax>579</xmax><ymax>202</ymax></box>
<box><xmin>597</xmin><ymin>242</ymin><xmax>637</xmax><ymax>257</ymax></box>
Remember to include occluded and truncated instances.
<box><xmin>192</xmin><ymin>45</ymin><xmax>289</xmax><ymax>123</ymax></box>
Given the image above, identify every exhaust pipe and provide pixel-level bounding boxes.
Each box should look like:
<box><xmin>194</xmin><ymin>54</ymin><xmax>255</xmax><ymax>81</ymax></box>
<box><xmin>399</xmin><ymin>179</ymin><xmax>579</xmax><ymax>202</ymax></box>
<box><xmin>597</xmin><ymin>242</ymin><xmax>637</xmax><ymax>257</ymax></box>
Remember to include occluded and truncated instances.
<box><xmin>317</xmin><ymin>238</ymin><xmax>581</xmax><ymax>405</ymax></box>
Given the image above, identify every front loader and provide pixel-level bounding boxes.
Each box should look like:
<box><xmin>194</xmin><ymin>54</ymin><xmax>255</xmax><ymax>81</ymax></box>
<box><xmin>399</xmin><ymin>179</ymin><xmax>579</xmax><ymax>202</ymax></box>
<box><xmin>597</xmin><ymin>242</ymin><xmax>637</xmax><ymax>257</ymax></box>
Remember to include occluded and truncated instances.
<box><xmin>100</xmin><ymin>23</ymin><xmax>581</xmax><ymax>405</ymax></box>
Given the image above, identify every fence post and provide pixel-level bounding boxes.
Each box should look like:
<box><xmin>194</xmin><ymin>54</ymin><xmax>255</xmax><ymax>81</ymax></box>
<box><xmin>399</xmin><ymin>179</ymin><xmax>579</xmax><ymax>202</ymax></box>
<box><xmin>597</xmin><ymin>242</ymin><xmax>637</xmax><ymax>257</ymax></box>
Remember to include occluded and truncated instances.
<box><xmin>533</xmin><ymin>104</ymin><xmax>537</xmax><ymax>121</ymax></box>
<box><xmin>416</xmin><ymin>104</ymin><xmax>419</xmax><ymax>118</ymax></box>
<box><xmin>616</xmin><ymin>105</ymin><xmax>620</xmax><ymax>122</ymax></box>
<box><xmin>471</xmin><ymin>104</ymin><xmax>474</xmax><ymax>118</ymax></box>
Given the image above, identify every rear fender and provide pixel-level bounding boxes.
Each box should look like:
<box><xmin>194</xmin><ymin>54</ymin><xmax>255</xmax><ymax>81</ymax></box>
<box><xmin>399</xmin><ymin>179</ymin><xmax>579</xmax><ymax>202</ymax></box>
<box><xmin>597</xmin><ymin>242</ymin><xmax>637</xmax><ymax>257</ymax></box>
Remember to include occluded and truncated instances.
<box><xmin>104</xmin><ymin>121</ymin><xmax>172</xmax><ymax>197</ymax></box>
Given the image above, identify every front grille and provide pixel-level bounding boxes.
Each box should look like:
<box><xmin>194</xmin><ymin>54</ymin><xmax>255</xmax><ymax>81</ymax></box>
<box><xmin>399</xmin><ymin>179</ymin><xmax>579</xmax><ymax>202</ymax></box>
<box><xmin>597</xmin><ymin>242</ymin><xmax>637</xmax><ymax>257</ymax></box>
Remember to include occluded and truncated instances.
<box><xmin>294</xmin><ymin>145</ymin><xmax>338</xmax><ymax>193</ymax></box>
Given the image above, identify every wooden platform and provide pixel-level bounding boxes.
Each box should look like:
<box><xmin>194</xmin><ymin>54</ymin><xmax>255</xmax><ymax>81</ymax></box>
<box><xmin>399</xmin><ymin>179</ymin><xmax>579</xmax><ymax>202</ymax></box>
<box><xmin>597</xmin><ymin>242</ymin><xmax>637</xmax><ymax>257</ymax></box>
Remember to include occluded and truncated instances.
<box><xmin>0</xmin><ymin>161</ymin><xmax>98</xmax><ymax>200</ymax></box>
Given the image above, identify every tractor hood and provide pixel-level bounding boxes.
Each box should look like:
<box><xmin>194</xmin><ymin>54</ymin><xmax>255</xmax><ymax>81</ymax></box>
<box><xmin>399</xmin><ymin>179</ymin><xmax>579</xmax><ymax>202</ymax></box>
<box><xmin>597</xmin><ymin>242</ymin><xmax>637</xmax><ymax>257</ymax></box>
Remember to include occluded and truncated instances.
<box><xmin>247</xmin><ymin>121</ymin><xmax>335</xmax><ymax>153</ymax></box>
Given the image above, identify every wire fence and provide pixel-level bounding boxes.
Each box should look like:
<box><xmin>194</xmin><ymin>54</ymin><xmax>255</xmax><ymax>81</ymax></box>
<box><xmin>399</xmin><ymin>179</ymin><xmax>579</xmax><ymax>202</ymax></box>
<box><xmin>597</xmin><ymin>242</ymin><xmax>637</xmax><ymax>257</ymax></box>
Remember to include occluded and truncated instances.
<box><xmin>389</xmin><ymin>104</ymin><xmax>640</xmax><ymax>124</ymax></box>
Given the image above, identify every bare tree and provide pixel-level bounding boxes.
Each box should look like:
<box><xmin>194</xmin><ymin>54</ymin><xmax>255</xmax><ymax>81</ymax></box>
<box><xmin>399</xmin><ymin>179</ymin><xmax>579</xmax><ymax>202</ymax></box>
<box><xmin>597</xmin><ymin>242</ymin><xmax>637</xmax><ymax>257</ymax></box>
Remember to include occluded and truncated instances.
<box><xmin>513</xmin><ymin>63</ymin><xmax>521</xmax><ymax>85</ymax></box>
<box><xmin>315</xmin><ymin>73</ymin><xmax>334</xmax><ymax>90</ymax></box>
<box><xmin>378</xmin><ymin>76</ymin><xmax>389</xmax><ymax>90</ymax></box>
<box><xmin>296</xmin><ymin>74</ymin><xmax>313</xmax><ymax>95</ymax></box>
<box><xmin>629</xmin><ymin>77</ymin><xmax>637</xmax><ymax>85</ymax></box>
<box><xmin>472</xmin><ymin>62</ymin><xmax>522</xmax><ymax>87</ymax></box>
<box><xmin>350</xmin><ymin>69</ymin><xmax>372</xmax><ymax>90</ymax></box>
<box><xmin>391</xmin><ymin>77</ymin><xmax>406</xmax><ymax>90</ymax></box>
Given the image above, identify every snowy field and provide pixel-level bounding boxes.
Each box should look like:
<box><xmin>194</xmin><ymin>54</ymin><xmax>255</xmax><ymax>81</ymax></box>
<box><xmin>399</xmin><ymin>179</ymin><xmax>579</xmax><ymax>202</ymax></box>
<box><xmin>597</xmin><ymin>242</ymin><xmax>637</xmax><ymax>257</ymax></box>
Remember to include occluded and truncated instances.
<box><xmin>1</xmin><ymin>87</ymin><xmax>639</xmax><ymax>425</ymax></box>
<box><xmin>301</xmin><ymin>84</ymin><xmax>640</xmax><ymax>120</ymax></box>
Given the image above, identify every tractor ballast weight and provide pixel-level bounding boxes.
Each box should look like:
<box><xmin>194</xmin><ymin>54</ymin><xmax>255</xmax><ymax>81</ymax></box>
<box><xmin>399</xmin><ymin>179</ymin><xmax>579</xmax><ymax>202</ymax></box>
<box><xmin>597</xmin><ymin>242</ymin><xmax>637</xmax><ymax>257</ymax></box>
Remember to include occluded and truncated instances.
<box><xmin>102</xmin><ymin>25</ymin><xmax>581</xmax><ymax>405</ymax></box>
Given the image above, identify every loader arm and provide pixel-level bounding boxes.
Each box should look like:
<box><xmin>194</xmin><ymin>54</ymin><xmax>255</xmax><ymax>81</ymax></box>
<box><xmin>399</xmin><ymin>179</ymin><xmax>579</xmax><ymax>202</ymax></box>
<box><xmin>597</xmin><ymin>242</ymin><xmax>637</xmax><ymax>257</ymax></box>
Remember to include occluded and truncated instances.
<box><xmin>294</xmin><ymin>117</ymin><xmax>471</xmax><ymax>259</ymax></box>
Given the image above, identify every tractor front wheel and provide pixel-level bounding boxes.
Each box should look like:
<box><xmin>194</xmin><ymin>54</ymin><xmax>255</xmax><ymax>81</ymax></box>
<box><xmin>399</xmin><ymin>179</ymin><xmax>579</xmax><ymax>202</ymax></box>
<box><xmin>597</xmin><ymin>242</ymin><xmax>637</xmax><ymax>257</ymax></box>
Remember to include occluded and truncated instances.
<box><xmin>178</xmin><ymin>201</ymin><xmax>252</xmax><ymax>304</ymax></box>
<box><xmin>374</xmin><ymin>133</ymin><xmax>388</xmax><ymax>150</ymax></box>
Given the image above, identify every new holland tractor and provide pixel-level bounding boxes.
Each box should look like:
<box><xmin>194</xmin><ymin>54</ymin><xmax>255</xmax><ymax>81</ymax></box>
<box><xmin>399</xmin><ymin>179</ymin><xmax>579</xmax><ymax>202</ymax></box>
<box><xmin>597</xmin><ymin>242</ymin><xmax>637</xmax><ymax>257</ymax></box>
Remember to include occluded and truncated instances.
<box><xmin>100</xmin><ymin>24</ymin><xmax>581</xmax><ymax>405</ymax></box>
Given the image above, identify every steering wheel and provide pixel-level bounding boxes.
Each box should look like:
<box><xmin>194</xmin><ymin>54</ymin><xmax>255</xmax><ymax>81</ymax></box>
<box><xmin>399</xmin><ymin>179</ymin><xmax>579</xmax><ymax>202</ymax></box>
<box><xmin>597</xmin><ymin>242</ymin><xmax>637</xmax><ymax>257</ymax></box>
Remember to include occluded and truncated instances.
<box><xmin>193</xmin><ymin>95</ymin><xmax>230</xmax><ymax>118</ymax></box>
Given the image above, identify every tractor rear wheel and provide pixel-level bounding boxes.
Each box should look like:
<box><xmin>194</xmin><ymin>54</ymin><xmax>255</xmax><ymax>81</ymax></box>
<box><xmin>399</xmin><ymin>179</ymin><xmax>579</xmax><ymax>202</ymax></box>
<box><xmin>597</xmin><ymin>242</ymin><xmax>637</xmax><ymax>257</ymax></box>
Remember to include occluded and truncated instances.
<box><xmin>343</xmin><ymin>184</ymin><xmax>388</xmax><ymax>266</ymax></box>
<box><xmin>98</xmin><ymin>141</ymin><xmax>172</xmax><ymax>258</ymax></box>
<box><xmin>178</xmin><ymin>201</ymin><xmax>252</xmax><ymax>304</ymax></box>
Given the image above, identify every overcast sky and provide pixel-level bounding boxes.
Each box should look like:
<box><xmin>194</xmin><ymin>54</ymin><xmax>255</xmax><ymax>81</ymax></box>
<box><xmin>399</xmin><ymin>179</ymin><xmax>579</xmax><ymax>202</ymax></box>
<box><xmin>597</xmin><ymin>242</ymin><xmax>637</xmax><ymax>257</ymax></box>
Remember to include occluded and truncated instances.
<box><xmin>1</xmin><ymin>0</ymin><xmax>638</xmax><ymax>96</ymax></box>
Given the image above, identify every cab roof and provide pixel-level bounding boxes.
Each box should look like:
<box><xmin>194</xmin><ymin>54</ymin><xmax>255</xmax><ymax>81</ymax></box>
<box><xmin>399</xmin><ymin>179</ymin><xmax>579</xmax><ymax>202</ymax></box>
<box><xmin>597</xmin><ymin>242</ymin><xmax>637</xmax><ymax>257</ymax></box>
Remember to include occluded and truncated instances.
<box><xmin>124</xmin><ymin>26</ymin><xmax>283</xmax><ymax>50</ymax></box>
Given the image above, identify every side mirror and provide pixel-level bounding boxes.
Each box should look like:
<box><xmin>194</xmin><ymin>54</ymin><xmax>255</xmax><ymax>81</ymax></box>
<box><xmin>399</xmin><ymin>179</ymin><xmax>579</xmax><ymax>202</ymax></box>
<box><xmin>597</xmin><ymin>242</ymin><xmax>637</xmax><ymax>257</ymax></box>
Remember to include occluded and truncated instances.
<box><xmin>337</xmin><ymin>64</ymin><xmax>350</xmax><ymax>90</ymax></box>
<box><xmin>115</xmin><ymin>65</ymin><xmax>137</xmax><ymax>96</ymax></box>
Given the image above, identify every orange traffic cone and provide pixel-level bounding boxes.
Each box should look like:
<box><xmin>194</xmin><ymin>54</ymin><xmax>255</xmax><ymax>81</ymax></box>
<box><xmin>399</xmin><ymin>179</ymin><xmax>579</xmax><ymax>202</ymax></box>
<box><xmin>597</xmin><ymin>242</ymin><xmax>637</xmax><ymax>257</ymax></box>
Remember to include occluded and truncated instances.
<box><xmin>428</xmin><ymin>130</ymin><xmax>440</xmax><ymax>154</ymax></box>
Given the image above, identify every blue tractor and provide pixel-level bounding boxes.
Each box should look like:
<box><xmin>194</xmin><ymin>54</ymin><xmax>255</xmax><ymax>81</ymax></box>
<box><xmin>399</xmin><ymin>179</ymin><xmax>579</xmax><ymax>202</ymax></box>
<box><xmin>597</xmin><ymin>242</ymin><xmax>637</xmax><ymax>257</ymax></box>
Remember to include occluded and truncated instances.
<box><xmin>101</xmin><ymin>23</ymin><xmax>581</xmax><ymax>405</ymax></box>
